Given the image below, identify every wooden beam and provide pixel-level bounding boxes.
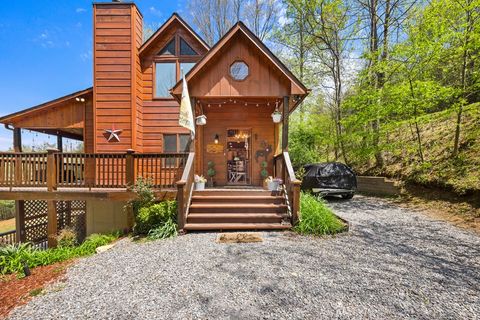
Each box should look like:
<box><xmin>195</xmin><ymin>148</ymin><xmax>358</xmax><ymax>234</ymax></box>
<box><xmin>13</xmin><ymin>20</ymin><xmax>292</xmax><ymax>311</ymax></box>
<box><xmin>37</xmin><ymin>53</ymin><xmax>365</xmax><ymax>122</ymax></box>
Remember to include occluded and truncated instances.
<box><xmin>282</xmin><ymin>96</ymin><xmax>289</xmax><ymax>151</ymax></box>
<box><xmin>57</xmin><ymin>136</ymin><xmax>63</xmax><ymax>152</ymax></box>
<box><xmin>0</xmin><ymin>190</ymin><xmax>177</xmax><ymax>201</ymax></box>
<box><xmin>13</xmin><ymin>128</ymin><xmax>22</xmax><ymax>152</ymax></box>
<box><xmin>15</xmin><ymin>200</ymin><xmax>25</xmax><ymax>243</ymax></box>
<box><xmin>47</xmin><ymin>200</ymin><xmax>58</xmax><ymax>248</ymax></box>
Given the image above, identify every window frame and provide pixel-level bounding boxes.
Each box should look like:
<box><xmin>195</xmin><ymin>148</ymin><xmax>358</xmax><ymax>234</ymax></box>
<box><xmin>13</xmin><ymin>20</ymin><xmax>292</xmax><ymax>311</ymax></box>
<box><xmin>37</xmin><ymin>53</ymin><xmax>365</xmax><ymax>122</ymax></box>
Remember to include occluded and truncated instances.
<box><xmin>153</xmin><ymin>35</ymin><xmax>200</xmax><ymax>100</ymax></box>
<box><xmin>162</xmin><ymin>133</ymin><xmax>191</xmax><ymax>153</ymax></box>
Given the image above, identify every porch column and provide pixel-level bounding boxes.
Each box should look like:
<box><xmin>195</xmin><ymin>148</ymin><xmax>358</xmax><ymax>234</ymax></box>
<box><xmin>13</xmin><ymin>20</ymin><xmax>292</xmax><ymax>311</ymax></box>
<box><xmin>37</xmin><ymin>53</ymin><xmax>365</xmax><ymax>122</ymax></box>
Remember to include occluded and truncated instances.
<box><xmin>282</xmin><ymin>96</ymin><xmax>289</xmax><ymax>151</ymax></box>
<box><xmin>47</xmin><ymin>200</ymin><xmax>58</xmax><ymax>248</ymax></box>
<box><xmin>57</xmin><ymin>135</ymin><xmax>63</xmax><ymax>152</ymax></box>
<box><xmin>13</xmin><ymin>128</ymin><xmax>22</xmax><ymax>152</ymax></box>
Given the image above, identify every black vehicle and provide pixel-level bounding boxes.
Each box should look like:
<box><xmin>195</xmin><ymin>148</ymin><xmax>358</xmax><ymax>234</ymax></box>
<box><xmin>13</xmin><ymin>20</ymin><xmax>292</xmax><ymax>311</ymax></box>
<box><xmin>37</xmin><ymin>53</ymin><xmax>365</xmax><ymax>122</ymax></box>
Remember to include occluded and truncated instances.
<box><xmin>301</xmin><ymin>162</ymin><xmax>357</xmax><ymax>199</ymax></box>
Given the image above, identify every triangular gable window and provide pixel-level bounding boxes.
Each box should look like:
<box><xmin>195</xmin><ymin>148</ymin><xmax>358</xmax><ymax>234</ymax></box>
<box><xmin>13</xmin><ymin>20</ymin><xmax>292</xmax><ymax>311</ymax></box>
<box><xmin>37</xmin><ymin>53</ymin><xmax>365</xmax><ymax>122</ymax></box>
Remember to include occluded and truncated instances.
<box><xmin>180</xmin><ymin>37</ymin><xmax>197</xmax><ymax>56</ymax></box>
<box><xmin>158</xmin><ymin>38</ymin><xmax>176</xmax><ymax>55</ymax></box>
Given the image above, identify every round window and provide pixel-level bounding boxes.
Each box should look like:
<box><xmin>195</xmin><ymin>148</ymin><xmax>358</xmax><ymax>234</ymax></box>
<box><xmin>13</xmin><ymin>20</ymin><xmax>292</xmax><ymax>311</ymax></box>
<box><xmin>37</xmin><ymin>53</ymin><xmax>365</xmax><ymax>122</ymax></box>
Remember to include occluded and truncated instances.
<box><xmin>230</xmin><ymin>61</ymin><xmax>249</xmax><ymax>81</ymax></box>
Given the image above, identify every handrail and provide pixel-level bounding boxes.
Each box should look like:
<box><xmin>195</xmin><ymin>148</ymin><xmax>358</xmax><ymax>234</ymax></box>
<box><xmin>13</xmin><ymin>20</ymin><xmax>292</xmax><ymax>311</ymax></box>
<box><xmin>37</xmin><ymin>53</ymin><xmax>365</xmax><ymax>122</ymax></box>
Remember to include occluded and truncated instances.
<box><xmin>274</xmin><ymin>151</ymin><xmax>301</xmax><ymax>224</ymax></box>
<box><xmin>176</xmin><ymin>152</ymin><xmax>195</xmax><ymax>232</ymax></box>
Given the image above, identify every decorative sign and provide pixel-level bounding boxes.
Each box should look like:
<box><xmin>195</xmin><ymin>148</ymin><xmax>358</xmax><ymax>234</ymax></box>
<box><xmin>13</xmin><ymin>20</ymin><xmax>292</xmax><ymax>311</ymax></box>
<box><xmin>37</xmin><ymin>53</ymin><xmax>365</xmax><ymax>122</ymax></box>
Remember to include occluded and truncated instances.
<box><xmin>207</xmin><ymin>144</ymin><xmax>224</xmax><ymax>154</ymax></box>
<box><xmin>104</xmin><ymin>126</ymin><xmax>123</xmax><ymax>142</ymax></box>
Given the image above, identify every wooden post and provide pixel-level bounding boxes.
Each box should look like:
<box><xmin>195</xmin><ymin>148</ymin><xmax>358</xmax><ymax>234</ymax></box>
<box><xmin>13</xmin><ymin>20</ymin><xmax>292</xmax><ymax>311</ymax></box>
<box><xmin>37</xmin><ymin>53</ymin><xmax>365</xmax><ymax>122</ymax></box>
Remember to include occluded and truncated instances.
<box><xmin>13</xmin><ymin>128</ymin><xmax>22</xmax><ymax>153</ymax></box>
<box><xmin>57</xmin><ymin>136</ymin><xmax>63</xmax><ymax>152</ymax></box>
<box><xmin>176</xmin><ymin>181</ymin><xmax>185</xmax><ymax>232</ymax></box>
<box><xmin>125</xmin><ymin>149</ymin><xmax>135</xmax><ymax>189</ymax></box>
<box><xmin>15</xmin><ymin>200</ymin><xmax>25</xmax><ymax>243</ymax></box>
<box><xmin>282</xmin><ymin>96</ymin><xmax>289</xmax><ymax>151</ymax></box>
<box><xmin>292</xmin><ymin>181</ymin><xmax>301</xmax><ymax>224</ymax></box>
<box><xmin>47</xmin><ymin>200</ymin><xmax>58</xmax><ymax>248</ymax></box>
<box><xmin>46</xmin><ymin>148</ymin><xmax>58</xmax><ymax>191</ymax></box>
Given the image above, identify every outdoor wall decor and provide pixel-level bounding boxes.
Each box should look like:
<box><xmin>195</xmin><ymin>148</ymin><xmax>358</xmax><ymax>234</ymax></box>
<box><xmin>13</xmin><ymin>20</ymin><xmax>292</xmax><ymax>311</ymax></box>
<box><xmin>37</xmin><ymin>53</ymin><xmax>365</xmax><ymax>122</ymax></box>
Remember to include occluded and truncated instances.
<box><xmin>207</xmin><ymin>144</ymin><xmax>224</xmax><ymax>153</ymax></box>
<box><xmin>104</xmin><ymin>126</ymin><xmax>122</xmax><ymax>142</ymax></box>
<box><xmin>255</xmin><ymin>140</ymin><xmax>272</xmax><ymax>162</ymax></box>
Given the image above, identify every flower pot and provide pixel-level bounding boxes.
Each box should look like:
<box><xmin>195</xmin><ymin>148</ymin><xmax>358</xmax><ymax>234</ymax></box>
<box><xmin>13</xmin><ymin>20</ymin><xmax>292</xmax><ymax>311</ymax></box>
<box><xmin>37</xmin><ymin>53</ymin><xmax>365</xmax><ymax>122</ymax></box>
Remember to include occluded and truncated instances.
<box><xmin>195</xmin><ymin>182</ymin><xmax>205</xmax><ymax>191</ymax></box>
<box><xmin>267</xmin><ymin>181</ymin><xmax>280</xmax><ymax>191</ymax></box>
<box><xmin>196</xmin><ymin>115</ymin><xmax>207</xmax><ymax>126</ymax></box>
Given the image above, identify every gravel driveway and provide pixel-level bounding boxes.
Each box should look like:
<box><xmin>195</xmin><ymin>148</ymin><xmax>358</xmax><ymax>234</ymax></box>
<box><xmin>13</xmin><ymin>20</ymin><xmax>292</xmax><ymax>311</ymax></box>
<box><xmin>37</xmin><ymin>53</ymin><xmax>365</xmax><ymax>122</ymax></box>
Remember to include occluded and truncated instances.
<box><xmin>9</xmin><ymin>195</ymin><xmax>480</xmax><ymax>319</ymax></box>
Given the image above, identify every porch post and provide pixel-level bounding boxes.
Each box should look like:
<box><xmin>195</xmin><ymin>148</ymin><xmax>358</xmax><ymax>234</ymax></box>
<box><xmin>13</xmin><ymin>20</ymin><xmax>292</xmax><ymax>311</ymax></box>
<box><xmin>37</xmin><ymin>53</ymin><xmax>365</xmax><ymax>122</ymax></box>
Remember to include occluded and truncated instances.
<box><xmin>57</xmin><ymin>135</ymin><xmax>63</xmax><ymax>152</ymax></box>
<box><xmin>13</xmin><ymin>128</ymin><xmax>22</xmax><ymax>152</ymax></box>
<box><xmin>47</xmin><ymin>200</ymin><xmax>58</xmax><ymax>248</ymax></box>
<box><xmin>282</xmin><ymin>96</ymin><xmax>289</xmax><ymax>151</ymax></box>
<box><xmin>46</xmin><ymin>148</ymin><xmax>58</xmax><ymax>191</ymax></box>
<box><xmin>15</xmin><ymin>200</ymin><xmax>25</xmax><ymax>243</ymax></box>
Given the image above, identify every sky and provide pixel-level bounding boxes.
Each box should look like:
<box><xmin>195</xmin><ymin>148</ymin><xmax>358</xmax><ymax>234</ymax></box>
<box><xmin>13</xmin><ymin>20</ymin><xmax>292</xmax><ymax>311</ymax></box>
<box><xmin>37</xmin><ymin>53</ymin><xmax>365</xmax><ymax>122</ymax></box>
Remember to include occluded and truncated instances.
<box><xmin>0</xmin><ymin>0</ymin><xmax>186</xmax><ymax>151</ymax></box>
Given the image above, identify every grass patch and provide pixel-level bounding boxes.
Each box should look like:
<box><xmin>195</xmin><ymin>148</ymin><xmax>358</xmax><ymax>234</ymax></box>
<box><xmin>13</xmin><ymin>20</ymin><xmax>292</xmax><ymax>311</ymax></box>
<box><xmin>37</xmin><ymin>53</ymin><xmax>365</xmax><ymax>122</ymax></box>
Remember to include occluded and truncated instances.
<box><xmin>29</xmin><ymin>288</ymin><xmax>43</xmax><ymax>297</ymax></box>
<box><xmin>0</xmin><ymin>218</ymin><xmax>15</xmax><ymax>233</ymax></box>
<box><xmin>0</xmin><ymin>232</ymin><xmax>120</xmax><ymax>275</ymax></box>
<box><xmin>294</xmin><ymin>192</ymin><xmax>347</xmax><ymax>236</ymax></box>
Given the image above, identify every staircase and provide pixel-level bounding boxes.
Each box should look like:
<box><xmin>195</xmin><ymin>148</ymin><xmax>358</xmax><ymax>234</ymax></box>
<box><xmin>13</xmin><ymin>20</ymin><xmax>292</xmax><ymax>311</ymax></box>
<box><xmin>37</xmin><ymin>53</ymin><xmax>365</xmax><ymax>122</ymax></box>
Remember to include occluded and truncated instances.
<box><xmin>184</xmin><ymin>189</ymin><xmax>292</xmax><ymax>231</ymax></box>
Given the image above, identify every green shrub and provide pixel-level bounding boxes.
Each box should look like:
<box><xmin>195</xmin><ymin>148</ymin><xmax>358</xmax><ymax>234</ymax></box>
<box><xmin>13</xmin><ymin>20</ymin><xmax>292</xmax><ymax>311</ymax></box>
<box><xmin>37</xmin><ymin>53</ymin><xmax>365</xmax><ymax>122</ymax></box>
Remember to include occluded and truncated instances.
<box><xmin>57</xmin><ymin>228</ymin><xmax>78</xmax><ymax>248</ymax></box>
<box><xmin>134</xmin><ymin>201</ymin><xmax>177</xmax><ymax>235</ymax></box>
<box><xmin>294</xmin><ymin>192</ymin><xmax>346</xmax><ymax>235</ymax></box>
<box><xmin>147</xmin><ymin>219</ymin><xmax>178</xmax><ymax>240</ymax></box>
<box><xmin>0</xmin><ymin>232</ymin><xmax>120</xmax><ymax>275</ymax></box>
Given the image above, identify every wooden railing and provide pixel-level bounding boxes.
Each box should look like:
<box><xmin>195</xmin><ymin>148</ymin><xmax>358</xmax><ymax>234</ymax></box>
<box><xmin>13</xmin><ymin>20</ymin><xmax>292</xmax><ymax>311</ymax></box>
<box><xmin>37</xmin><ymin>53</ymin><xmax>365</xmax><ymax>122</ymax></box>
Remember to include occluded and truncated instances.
<box><xmin>0</xmin><ymin>150</ymin><xmax>188</xmax><ymax>190</ymax></box>
<box><xmin>0</xmin><ymin>230</ymin><xmax>16</xmax><ymax>246</ymax></box>
<box><xmin>176</xmin><ymin>152</ymin><xmax>195</xmax><ymax>232</ymax></box>
<box><xmin>274</xmin><ymin>152</ymin><xmax>301</xmax><ymax>223</ymax></box>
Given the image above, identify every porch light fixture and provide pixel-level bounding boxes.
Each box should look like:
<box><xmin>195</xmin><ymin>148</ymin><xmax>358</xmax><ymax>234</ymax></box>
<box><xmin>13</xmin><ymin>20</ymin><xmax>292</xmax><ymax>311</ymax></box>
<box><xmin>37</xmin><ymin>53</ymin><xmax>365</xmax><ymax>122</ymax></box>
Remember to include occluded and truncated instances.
<box><xmin>196</xmin><ymin>115</ymin><xmax>207</xmax><ymax>126</ymax></box>
<box><xmin>214</xmin><ymin>134</ymin><xmax>219</xmax><ymax>144</ymax></box>
<box><xmin>271</xmin><ymin>102</ymin><xmax>282</xmax><ymax>123</ymax></box>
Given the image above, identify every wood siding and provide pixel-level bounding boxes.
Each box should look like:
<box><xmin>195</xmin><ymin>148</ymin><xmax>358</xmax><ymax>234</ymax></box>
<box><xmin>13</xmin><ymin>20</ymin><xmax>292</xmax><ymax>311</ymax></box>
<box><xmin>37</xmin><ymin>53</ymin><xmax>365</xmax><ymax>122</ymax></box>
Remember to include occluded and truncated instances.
<box><xmin>93</xmin><ymin>3</ymin><xmax>142</xmax><ymax>152</ymax></box>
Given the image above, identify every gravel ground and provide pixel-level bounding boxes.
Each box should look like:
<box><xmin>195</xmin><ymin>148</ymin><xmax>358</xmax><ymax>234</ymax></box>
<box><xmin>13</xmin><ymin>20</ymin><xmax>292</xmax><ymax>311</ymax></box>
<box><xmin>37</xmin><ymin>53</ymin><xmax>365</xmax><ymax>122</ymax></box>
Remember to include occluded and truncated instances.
<box><xmin>8</xmin><ymin>195</ymin><xmax>480</xmax><ymax>320</ymax></box>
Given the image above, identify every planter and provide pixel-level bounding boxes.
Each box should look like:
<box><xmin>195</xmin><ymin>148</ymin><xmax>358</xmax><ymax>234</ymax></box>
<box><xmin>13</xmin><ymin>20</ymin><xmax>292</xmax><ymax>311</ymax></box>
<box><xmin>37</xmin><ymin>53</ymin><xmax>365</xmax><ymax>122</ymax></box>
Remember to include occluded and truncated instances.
<box><xmin>267</xmin><ymin>181</ymin><xmax>280</xmax><ymax>191</ymax></box>
<box><xmin>196</xmin><ymin>115</ymin><xmax>207</xmax><ymax>126</ymax></box>
<box><xmin>195</xmin><ymin>182</ymin><xmax>205</xmax><ymax>190</ymax></box>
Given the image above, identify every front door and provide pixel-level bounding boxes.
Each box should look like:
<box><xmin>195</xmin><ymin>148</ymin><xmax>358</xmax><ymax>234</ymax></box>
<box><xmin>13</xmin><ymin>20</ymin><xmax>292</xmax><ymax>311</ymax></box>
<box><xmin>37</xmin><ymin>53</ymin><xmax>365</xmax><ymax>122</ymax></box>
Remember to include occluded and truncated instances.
<box><xmin>226</xmin><ymin>128</ymin><xmax>251</xmax><ymax>185</ymax></box>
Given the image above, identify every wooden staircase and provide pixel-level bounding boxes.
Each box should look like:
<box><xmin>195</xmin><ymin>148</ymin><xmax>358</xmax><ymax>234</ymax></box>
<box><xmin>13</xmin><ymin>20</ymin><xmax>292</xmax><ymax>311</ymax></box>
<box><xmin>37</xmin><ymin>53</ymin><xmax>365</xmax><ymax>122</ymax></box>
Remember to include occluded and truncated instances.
<box><xmin>184</xmin><ymin>189</ymin><xmax>292</xmax><ymax>231</ymax></box>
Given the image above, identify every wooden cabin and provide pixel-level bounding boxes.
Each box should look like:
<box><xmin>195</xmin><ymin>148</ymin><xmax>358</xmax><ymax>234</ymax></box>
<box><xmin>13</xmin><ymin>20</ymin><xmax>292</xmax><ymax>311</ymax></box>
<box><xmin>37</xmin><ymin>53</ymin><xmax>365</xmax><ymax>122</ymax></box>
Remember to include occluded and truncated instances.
<box><xmin>0</xmin><ymin>1</ymin><xmax>308</xmax><ymax>247</ymax></box>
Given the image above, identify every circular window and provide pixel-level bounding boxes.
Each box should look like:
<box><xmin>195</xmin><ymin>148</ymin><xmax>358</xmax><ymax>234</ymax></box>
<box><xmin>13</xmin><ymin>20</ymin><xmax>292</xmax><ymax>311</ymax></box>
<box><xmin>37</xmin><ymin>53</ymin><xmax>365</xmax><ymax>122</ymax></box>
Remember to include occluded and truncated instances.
<box><xmin>230</xmin><ymin>61</ymin><xmax>249</xmax><ymax>81</ymax></box>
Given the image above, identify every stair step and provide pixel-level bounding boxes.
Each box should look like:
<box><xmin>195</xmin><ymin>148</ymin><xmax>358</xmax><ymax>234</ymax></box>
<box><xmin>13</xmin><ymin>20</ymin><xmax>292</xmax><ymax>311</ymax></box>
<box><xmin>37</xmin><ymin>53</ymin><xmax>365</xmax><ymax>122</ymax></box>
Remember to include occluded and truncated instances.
<box><xmin>184</xmin><ymin>222</ymin><xmax>292</xmax><ymax>231</ymax></box>
<box><xmin>192</xmin><ymin>195</ymin><xmax>284</xmax><ymax>203</ymax></box>
<box><xmin>187</xmin><ymin>213</ymin><xmax>286</xmax><ymax>223</ymax></box>
<box><xmin>189</xmin><ymin>203</ymin><xmax>288</xmax><ymax>213</ymax></box>
<box><xmin>194</xmin><ymin>190</ymin><xmax>279</xmax><ymax>196</ymax></box>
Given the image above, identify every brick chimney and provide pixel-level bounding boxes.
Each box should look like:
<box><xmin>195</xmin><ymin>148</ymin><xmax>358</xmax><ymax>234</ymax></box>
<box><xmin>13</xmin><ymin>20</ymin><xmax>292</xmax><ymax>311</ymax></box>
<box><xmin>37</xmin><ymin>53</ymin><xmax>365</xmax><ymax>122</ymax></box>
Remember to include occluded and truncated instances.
<box><xmin>93</xmin><ymin>2</ymin><xmax>143</xmax><ymax>152</ymax></box>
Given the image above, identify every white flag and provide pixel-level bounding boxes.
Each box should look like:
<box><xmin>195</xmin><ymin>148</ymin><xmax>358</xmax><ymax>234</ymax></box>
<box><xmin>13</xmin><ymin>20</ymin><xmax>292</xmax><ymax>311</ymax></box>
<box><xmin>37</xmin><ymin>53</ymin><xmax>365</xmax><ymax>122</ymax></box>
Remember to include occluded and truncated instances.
<box><xmin>178</xmin><ymin>76</ymin><xmax>195</xmax><ymax>138</ymax></box>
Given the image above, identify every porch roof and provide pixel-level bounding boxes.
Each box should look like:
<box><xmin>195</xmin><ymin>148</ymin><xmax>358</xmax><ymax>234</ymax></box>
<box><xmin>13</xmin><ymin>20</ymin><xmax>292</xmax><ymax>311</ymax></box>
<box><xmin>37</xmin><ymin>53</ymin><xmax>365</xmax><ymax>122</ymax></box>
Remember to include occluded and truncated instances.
<box><xmin>170</xmin><ymin>22</ymin><xmax>310</xmax><ymax>112</ymax></box>
<box><xmin>0</xmin><ymin>87</ymin><xmax>92</xmax><ymax>140</ymax></box>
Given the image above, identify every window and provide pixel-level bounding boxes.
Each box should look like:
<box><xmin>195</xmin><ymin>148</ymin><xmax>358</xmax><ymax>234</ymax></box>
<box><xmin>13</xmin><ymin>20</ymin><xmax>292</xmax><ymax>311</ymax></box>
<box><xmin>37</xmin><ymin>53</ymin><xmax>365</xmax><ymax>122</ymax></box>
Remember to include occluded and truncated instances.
<box><xmin>155</xmin><ymin>62</ymin><xmax>176</xmax><ymax>97</ymax></box>
<box><xmin>180</xmin><ymin>38</ymin><xmax>197</xmax><ymax>55</ymax></box>
<box><xmin>180</xmin><ymin>62</ymin><xmax>195</xmax><ymax>76</ymax></box>
<box><xmin>158</xmin><ymin>38</ymin><xmax>176</xmax><ymax>55</ymax></box>
<box><xmin>163</xmin><ymin>134</ymin><xmax>190</xmax><ymax>153</ymax></box>
<box><xmin>230</xmin><ymin>61</ymin><xmax>249</xmax><ymax>81</ymax></box>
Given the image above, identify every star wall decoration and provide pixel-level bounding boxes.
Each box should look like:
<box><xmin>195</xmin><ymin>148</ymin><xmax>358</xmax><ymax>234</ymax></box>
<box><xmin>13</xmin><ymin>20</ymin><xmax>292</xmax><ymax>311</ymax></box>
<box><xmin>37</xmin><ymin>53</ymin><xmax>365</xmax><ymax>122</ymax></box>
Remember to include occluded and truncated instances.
<box><xmin>104</xmin><ymin>126</ymin><xmax>123</xmax><ymax>142</ymax></box>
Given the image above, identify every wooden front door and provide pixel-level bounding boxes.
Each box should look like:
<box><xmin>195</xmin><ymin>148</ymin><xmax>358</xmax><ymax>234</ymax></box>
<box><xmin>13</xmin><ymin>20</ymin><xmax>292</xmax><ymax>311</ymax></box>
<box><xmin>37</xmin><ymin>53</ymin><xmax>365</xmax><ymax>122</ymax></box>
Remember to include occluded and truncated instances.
<box><xmin>226</xmin><ymin>128</ymin><xmax>251</xmax><ymax>185</ymax></box>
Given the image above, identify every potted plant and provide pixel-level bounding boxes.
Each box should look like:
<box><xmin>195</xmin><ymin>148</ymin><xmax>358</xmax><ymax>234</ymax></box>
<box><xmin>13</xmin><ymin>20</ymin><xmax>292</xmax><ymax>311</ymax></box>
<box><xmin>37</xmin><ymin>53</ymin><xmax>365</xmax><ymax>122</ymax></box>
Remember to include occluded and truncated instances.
<box><xmin>194</xmin><ymin>174</ymin><xmax>207</xmax><ymax>190</ymax></box>
<box><xmin>265</xmin><ymin>176</ymin><xmax>282</xmax><ymax>191</ymax></box>
<box><xmin>207</xmin><ymin>161</ymin><xmax>216</xmax><ymax>187</ymax></box>
<box><xmin>260</xmin><ymin>161</ymin><xmax>268</xmax><ymax>187</ymax></box>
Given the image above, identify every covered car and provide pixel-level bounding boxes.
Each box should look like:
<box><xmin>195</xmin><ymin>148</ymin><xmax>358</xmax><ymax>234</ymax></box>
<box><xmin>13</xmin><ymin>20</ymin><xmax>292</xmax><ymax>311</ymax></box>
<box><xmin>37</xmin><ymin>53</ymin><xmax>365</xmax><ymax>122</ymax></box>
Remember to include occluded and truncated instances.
<box><xmin>301</xmin><ymin>162</ymin><xmax>357</xmax><ymax>199</ymax></box>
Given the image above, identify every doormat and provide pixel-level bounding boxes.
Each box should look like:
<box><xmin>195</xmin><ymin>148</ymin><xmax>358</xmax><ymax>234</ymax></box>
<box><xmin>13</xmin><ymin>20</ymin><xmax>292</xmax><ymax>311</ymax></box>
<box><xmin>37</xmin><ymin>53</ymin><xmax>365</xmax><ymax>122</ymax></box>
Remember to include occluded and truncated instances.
<box><xmin>216</xmin><ymin>232</ymin><xmax>263</xmax><ymax>243</ymax></box>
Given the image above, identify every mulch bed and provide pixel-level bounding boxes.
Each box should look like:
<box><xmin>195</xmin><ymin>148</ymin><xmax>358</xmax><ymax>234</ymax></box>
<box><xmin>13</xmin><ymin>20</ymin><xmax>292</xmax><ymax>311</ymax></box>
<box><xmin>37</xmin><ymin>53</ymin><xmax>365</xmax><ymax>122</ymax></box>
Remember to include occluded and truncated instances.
<box><xmin>0</xmin><ymin>260</ymin><xmax>72</xmax><ymax>318</ymax></box>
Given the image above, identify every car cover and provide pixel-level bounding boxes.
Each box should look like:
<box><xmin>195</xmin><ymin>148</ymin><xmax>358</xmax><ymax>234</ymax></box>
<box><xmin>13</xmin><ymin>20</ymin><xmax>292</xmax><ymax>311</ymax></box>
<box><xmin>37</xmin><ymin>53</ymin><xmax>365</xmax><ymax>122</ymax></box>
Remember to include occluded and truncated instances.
<box><xmin>301</xmin><ymin>162</ymin><xmax>357</xmax><ymax>191</ymax></box>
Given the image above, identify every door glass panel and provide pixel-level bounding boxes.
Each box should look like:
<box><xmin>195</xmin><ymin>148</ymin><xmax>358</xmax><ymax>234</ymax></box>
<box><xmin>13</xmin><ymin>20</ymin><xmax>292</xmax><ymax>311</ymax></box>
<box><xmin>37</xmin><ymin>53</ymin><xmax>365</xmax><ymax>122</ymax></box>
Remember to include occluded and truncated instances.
<box><xmin>226</xmin><ymin>129</ymin><xmax>251</xmax><ymax>185</ymax></box>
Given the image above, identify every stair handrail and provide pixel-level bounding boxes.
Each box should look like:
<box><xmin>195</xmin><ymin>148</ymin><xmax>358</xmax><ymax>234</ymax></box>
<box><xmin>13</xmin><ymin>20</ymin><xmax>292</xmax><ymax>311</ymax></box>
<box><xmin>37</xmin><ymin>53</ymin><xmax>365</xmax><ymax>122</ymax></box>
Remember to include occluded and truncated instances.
<box><xmin>176</xmin><ymin>152</ymin><xmax>195</xmax><ymax>233</ymax></box>
<box><xmin>274</xmin><ymin>151</ymin><xmax>301</xmax><ymax>224</ymax></box>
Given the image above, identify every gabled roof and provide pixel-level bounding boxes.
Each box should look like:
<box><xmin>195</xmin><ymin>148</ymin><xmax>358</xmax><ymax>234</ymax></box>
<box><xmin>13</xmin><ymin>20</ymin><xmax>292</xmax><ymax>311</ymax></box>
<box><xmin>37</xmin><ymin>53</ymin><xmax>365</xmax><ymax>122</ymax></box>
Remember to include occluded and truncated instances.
<box><xmin>139</xmin><ymin>13</ymin><xmax>209</xmax><ymax>56</ymax></box>
<box><xmin>0</xmin><ymin>87</ymin><xmax>93</xmax><ymax>124</ymax></box>
<box><xmin>171</xmin><ymin>21</ymin><xmax>309</xmax><ymax>101</ymax></box>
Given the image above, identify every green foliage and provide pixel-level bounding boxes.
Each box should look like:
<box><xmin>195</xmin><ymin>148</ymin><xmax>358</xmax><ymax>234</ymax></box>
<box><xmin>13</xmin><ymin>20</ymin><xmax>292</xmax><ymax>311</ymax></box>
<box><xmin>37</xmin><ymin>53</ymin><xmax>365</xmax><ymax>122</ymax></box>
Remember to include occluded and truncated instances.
<box><xmin>260</xmin><ymin>161</ymin><xmax>269</xmax><ymax>178</ymax></box>
<box><xmin>0</xmin><ymin>232</ymin><xmax>120</xmax><ymax>275</ymax></box>
<box><xmin>128</xmin><ymin>177</ymin><xmax>155</xmax><ymax>215</ymax></box>
<box><xmin>294</xmin><ymin>193</ymin><xmax>346</xmax><ymax>235</ymax></box>
<box><xmin>134</xmin><ymin>201</ymin><xmax>177</xmax><ymax>235</ymax></box>
<box><xmin>0</xmin><ymin>200</ymin><xmax>15</xmax><ymax>220</ymax></box>
<box><xmin>56</xmin><ymin>228</ymin><xmax>77</xmax><ymax>248</ymax></box>
<box><xmin>147</xmin><ymin>219</ymin><xmax>178</xmax><ymax>240</ymax></box>
<box><xmin>207</xmin><ymin>161</ymin><xmax>216</xmax><ymax>178</ymax></box>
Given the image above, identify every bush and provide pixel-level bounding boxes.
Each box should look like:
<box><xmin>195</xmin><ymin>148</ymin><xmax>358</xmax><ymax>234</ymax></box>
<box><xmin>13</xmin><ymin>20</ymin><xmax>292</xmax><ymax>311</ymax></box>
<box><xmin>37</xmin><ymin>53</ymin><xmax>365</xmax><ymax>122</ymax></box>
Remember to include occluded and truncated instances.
<box><xmin>57</xmin><ymin>228</ymin><xmax>77</xmax><ymax>248</ymax></box>
<box><xmin>0</xmin><ymin>232</ymin><xmax>120</xmax><ymax>275</ymax></box>
<box><xmin>294</xmin><ymin>193</ymin><xmax>346</xmax><ymax>235</ymax></box>
<box><xmin>147</xmin><ymin>219</ymin><xmax>178</xmax><ymax>240</ymax></box>
<box><xmin>134</xmin><ymin>201</ymin><xmax>177</xmax><ymax>235</ymax></box>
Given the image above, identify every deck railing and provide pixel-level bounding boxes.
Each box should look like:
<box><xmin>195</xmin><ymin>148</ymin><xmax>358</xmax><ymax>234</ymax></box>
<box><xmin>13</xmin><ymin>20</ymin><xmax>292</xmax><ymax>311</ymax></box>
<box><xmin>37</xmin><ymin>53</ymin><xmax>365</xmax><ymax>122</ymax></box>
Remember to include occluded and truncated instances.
<box><xmin>0</xmin><ymin>230</ymin><xmax>16</xmax><ymax>246</ymax></box>
<box><xmin>0</xmin><ymin>150</ymin><xmax>188</xmax><ymax>190</ymax></box>
<box><xmin>176</xmin><ymin>152</ymin><xmax>195</xmax><ymax>232</ymax></box>
<box><xmin>274</xmin><ymin>152</ymin><xmax>301</xmax><ymax>223</ymax></box>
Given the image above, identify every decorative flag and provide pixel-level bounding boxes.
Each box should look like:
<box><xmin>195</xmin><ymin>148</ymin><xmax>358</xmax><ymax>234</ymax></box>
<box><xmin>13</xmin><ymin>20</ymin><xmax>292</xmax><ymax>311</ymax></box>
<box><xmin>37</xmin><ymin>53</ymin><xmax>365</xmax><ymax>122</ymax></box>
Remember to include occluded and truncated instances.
<box><xmin>178</xmin><ymin>76</ymin><xmax>195</xmax><ymax>138</ymax></box>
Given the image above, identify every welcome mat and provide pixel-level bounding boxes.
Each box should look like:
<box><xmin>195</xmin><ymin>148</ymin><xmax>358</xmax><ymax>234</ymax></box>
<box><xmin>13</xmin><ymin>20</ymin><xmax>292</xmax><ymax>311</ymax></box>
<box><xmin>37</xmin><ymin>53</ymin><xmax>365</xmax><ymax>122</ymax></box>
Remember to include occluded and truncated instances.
<box><xmin>216</xmin><ymin>232</ymin><xmax>263</xmax><ymax>244</ymax></box>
